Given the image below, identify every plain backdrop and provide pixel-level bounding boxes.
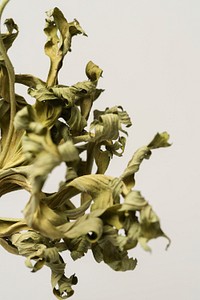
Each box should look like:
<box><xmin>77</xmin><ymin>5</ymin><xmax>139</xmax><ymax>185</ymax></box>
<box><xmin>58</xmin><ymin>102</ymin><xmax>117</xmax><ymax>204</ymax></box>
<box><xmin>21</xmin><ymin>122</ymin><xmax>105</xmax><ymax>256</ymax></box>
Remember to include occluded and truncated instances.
<box><xmin>0</xmin><ymin>0</ymin><xmax>200</xmax><ymax>299</ymax></box>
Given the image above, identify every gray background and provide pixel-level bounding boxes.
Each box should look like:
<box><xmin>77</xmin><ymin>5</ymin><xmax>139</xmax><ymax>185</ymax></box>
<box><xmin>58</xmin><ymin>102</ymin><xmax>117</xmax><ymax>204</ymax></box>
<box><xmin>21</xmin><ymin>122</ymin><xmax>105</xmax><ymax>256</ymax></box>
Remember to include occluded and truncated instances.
<box><xmin>0</xmin><ymin>0</ymin><xmax>200</xmax><ymax>299</ymax></box>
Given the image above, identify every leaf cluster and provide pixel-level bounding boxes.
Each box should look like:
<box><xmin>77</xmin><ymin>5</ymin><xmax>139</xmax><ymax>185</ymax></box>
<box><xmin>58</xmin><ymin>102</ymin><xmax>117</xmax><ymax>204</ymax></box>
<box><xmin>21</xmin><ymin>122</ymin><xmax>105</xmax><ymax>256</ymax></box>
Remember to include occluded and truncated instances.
<box><xmin>0</xmin><ymin>4</ymin><xmax>170</xmax><ymax>299</ymax></box>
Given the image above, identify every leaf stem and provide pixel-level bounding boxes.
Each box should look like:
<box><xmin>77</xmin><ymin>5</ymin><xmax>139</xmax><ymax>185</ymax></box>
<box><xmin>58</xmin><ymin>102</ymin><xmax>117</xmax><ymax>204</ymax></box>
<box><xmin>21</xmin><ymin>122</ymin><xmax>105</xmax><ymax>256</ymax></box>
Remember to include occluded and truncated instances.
<box><xmin>0</xmin><ymin>0</ymin><xmax>9</xmax><ymax>14</ymax></box>
<box><xmin>86</xmin><ymin>142</ymin><xmax>95</xmax><ymax>174</ymax></box>
<box><xmin>0</xmin><ymin>0</ymin><xmax>16</xmax><ymax>168</ymax></box>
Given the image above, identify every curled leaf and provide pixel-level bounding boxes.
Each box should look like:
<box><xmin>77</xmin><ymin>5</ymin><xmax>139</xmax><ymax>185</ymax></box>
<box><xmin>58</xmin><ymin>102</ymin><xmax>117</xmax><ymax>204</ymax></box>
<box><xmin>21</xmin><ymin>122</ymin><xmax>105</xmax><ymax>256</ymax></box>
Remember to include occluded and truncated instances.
<box><xmin>120</xmin><ymin>132</ymin><xmax>170</xmax><ymax>191</ymax></box>
<box><xmin>44</xmin><ymin>8</ymin><xmax>86</xmax><ymax>86</ymax></box>
<box><xmin>86</xmin><ymin>61</ymin><xmax>103</xmax><ymax>82</ymax></box>
<box><xmin>148</xmin><ymin>131</ymin><xmax>171</xmax><ymax>149</ymax></box>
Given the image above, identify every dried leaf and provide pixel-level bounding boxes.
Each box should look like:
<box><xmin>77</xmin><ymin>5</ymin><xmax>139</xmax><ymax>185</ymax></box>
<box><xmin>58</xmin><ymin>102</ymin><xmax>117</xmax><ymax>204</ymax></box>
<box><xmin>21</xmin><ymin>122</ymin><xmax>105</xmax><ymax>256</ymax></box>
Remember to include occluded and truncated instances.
<box><xmin>86</xmin><ymin>61</ymin><xmax>103</xmax><ymax>82</ymax></box>
<box><xmin>0</xmin><ymin>18</ymin><xmax>18</xmax><ymax>54</ymax></box>
<box><xmin>120</xmin><ymin>132</ymin><xmax>170</xmax><ymax>191</ymax></box>
<box><xmin>44</xmin><ymin>8</ymin><xmax>86</xmax><ymax>86</ymax></box>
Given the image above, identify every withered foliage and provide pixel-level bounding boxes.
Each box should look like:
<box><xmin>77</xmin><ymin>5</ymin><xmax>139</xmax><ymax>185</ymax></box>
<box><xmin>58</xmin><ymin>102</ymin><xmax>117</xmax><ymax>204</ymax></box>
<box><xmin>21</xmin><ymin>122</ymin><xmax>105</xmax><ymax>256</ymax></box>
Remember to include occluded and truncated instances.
<box><xmin>0</xmin><ymin>2</ymin><xmax>170</xmax><ymax>299</ymax></box>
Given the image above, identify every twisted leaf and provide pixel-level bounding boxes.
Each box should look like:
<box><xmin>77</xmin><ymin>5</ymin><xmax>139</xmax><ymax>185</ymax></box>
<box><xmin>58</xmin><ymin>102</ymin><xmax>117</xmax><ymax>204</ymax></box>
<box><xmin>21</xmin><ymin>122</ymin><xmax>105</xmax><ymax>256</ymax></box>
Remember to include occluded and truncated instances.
<box><xmin>120</xmin><ymin>132</ymin><xmax>171</xmax><ymax>190</ymax></box>
<box><xmin>44</xmin><ymin>7</ymin><xmax>86</xmax><ymax>86</ymax></box>
<box><xmin>86</xmin><ymin>60</ymin><xmax>103</xmax><ymax>82</ymax></box>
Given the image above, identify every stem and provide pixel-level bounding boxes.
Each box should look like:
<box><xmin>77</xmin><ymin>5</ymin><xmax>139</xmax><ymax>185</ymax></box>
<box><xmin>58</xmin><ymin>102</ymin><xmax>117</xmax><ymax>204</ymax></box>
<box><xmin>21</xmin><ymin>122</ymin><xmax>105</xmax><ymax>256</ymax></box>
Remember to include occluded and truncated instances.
<box><xmin>86</xmin><ymin>142</ymin><xmax>95</xmax><ymax>174</ymax></box>
<box><xmin>0</xmin><ymin>0</ymin><xmax>9</xmax><ymax>14</ymax></box>
<box><xmin>46</xmin><ymin>60</ymin><xmax>60</xmax><ymax>87</ymax></box>
<box><xmin>0</xmin><ymin>0</ymin><xmax>16</xmax><ymax>168</ymax></box>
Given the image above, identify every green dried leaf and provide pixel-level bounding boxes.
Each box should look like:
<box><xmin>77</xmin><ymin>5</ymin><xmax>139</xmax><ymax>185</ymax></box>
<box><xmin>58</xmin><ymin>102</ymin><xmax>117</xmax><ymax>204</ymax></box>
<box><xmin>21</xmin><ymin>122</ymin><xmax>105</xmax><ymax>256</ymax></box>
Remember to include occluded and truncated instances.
<box><xmin>0</xmin><ymin>18</ymin><xmax>18</xmax><ymax>55</ymax></box>
<box><xmin>44</xmin><ymin>8</ymin><xmax>86</xmax><ymax>86</ymax></box>
<box><xmin>69</xmin><ymin>19</ymin><xmax>87</xmax><ymax>37</ymax></box>
<box><xmin>66</xmin><ymin>105</ymin><xmax>87</xmax><ymax>134</ymax></box>
<box><xmin>86</xmin><ymin>61</ymin><xmax>103</xmax><ymax>82</ymax></box>
<box><xmin>92</xmin><ymin>226</ymin><xmax>137</xmax><ymax>271</ymax></box>
<box><xmin>10</xmin><ymin>230</ymin><xmax>77</xmax><ymax>299</ymax></box>
<box><xmin>121</xmin><ymin>146</ymin><xmax>151</xmax><ymax>186</ymax></box>
<box><xmin>53</xmin><ymin>274</ymin><xmax>78</xmax><ymax>299</ymax></box>
<box><xmin>120</xmin><ymin>132</ymin><xmax>170</xmax><ymax>191</ymax></box>
<box><xmin>0</xmin><ymin>172</ymin><xmax>30</xmax><ymax>195</ymax></box>
<box><xmin>0</xmin><ymin>102</ymin><xmax>27</xmax><ymax>170</ymax></box>
<box><xmin>148</xmin><ymin>131</ymin><xmax>171</xmax><ymax>149</ymax></box>
<box><xmin>0</xmin><ymin>237</ymin><xmax>19</xmax><ymax>254</ymax></box>
<box><xmin>58</xmin><ymin>213</ymin><xmax>103</xmax><ymax>242</ymax></box>
<box><xmin>22</xmin><ymin>137</ymin><xmax>79</xmax><ymax>232</ymax></box>
<box><xmin>15</xmin><ymin>74</ymin><xmax>45</xmax><ymax>89</ymax></box>
<box><xmin>69</xmin><ymin>236</ymin><xmax>90</xmax><ymax>260</ymax></box>
<box><xmin>119</xmin><ymin>190</ymin><xmax>148</xmax><ymax>211</ymax></box>
<box><xmin>90</xmin><ymin>113</ymin><xmax>119</xmax><ymax>142</ymax></box>
<box><xmin>28</xmin><ymin>86</ymin><xmax>58</xmax><ymax>102</ymax></box>
<box><xmin>90</xmin><ymin>106</ymin><xmax>131</xmax><ymax>143</ymax></box>
<box><xmin>117</xmin><ymin>222</ymin><xmax>140</xmax><ymax>251</ymax></box>
<box><xmin>0</xmin><ymin>217</ymin><xmax>29</xmax><ymax>237</ymax></box>
<box><xmin>94</xmin><ymin>145</ymin><xmax>111</xmax><ymax>174</ymax></box>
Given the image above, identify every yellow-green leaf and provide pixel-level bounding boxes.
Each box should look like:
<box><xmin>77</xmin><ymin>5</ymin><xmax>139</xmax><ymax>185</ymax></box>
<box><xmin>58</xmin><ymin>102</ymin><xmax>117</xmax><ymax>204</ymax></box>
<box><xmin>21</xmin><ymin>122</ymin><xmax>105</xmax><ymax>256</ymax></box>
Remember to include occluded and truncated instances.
<box><xmin>86</xmin><ymin>61</ymin><xmax>103</xmax><ymax>82</ymax></box>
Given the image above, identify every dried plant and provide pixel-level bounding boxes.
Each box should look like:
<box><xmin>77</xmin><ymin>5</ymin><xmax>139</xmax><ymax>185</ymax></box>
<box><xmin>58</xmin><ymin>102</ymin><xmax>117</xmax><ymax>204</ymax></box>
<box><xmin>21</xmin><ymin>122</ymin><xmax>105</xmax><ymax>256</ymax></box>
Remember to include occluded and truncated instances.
<box><xmin>0</xmin><ymin>1</ymin><xmax>170</xmax><ymax>299</ymax></box>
